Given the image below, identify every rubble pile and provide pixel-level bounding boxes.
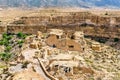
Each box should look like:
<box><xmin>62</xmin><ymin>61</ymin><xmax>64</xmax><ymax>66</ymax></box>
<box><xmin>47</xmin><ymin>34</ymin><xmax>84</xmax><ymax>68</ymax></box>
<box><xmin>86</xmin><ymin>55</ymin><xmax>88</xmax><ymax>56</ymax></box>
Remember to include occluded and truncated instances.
<box><xmin>0</xmin><ymin>29</ymin><xmax>119</xmax><ymax>80</ymax></box>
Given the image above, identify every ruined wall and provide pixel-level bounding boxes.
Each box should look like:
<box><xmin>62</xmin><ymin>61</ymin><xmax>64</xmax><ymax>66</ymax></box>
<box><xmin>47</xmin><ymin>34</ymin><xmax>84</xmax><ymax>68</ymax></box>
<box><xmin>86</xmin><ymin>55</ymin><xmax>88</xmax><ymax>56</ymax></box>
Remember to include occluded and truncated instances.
<box><xmin>0</xmin><ymin>12</ymin><xmax>120</xmax><ymax>39</ymax></box>
<box><xmin>0</xmin><ymin>25</ymin><xmax>7</xmax><ymax>34</ymax></box>
<box><xmin>12</xmin><ymin>12</ymin><xmax>120</xmax><ymax>25</ymax></box>
<box><xmin>7</xmin><ymin>25</ymin><xmax>47</xmax><ymax>34</ymax></box>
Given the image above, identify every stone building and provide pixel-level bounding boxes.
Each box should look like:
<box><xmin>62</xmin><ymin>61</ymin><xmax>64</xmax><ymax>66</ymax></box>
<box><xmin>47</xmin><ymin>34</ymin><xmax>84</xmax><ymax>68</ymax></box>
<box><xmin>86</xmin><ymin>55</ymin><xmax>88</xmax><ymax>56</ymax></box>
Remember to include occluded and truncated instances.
<box><xmin>91</xmin><ymin>42</ymin><xmax>101</xmax><ymax>52</ymax></box>
<box><xmin>49</xmin><ymin>61</ymin><xmax>79</xmax><ymax>76</ymax></box>
<box><xmin>74</xmin><ymin>31</ymin><xmax>86</xmax><ymax>51</ymax></box>
<box><xmin>29</xmin><ymin>40</ymin><xmax>42</xmax><ymax>49</ymax></box>
<box><xmin>46</xmin><ymin>29</ymin><xmax>85</xmax><ymax>52</ymax></box>
<box><xmin>36</xmin><ymin>31</ymin><xmax>44</xmax><ymax>39</ymax></box>
<box><xmin>74</xmin><ymin>31</ymin><xmax>84</xmax><ymax>40</ymax></box>
<box><xmin>49</xmin><ymin>29</ymin><xmax>64</xmax><ymax>39</ymax></box>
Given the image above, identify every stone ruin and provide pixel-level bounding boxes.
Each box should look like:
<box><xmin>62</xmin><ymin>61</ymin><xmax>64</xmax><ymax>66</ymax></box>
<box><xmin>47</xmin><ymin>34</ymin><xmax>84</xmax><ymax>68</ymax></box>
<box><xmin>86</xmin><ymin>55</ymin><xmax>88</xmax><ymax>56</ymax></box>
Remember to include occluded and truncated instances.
<box><xmin>0</xmin><ymin>11</ymin><xmax>119</xmax><ymax>40</ymax></box>
<box><xmin>91</xmin><ymin>42</ymin><xmax>101</xmax><ymax>52</ymax></box>
<box><xmin>46</xmin><ymin>29</ymin><xmax>86</xmax><ymax>52</ymax></box>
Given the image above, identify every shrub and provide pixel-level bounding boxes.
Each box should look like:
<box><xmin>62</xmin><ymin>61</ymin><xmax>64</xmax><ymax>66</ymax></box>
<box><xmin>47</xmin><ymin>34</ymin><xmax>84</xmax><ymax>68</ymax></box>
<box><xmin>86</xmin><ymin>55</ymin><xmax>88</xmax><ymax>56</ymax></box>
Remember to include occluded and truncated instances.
<box><xmin>7</xmin><ymin>35</ymin><xmax>12</xmax><ymax>40</ymax></box>
<box><xmin>2</xmin><ymin>33</ymin><xmax>12</xmax><ymax>40</ymax></box>
<box><xmin>5</xmin><ymin>46</ymin><xmax>12</xmax><ymax>52</ymax></box>
<box><xmin>17</xmin><ymin>32</ymin><xmax>27</xmax><ymax>39</ymax></box>
<box><xmin>19</xmin><ymin>44</ymin><xmax>22</xmax><ymax>48</ymax></box>
<box><xmin>2</xmin><ymin>33</ymin><xmax>7</xmax><ymax>39</ymax></box>
<box><xmin>17</xmin><ymin>40</ymin><xmax>24</xmax><ymax>48</ymax></box>
<box><xmin>0</xmin><ymin>52</ymin><xmax>12</xmax><ymax>61</ymax></box>
<box><xmin>0</xmin><ymin>38</ymin><xmax>9</xmax><ymax>46</ymax></box>
<box><xmin>0</xmin><ymin>33</ymin><xmax>12</xmax><ymax>46</ymax></box>
<box><xmin>0</xmin><ymin>40</ymin><xmax>4</xmax><ymax>45</ymax></box>
<box><xmin>17</xmin><ymin>40</ymin><xmax>24</xmax><ymax>44</ymax></box>
<box><xmin>114</xmin><ymin>38</ymin><xmax>119</xmax><ymax>42</ymax></box>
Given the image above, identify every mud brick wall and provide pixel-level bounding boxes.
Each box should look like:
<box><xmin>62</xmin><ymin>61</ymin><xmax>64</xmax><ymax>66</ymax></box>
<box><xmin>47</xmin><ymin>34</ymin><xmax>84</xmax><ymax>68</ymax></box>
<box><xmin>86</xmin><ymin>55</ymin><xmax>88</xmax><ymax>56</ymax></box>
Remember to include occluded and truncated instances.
<box><xmin>7</xmin><ymin>25</ymin><xmax>47</xmax><ymax>34</ymax></box>
<box><xmin>0</xmin><ymin>25</ymin><xmax>7</xmax><ymax>34</ymax></box>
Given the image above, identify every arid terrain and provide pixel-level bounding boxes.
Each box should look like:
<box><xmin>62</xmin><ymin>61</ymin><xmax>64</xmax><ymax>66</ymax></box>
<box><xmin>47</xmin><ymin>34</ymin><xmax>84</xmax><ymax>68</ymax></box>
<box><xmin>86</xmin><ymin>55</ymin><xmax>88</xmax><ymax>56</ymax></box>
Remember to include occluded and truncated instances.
<box><xmin>1</xmin><ymin>8</ymin><xmax>120</xmax><ymax>23</ymax></box>
<box><xmin>0</xmin><ymin>8</ymin><xmax>37</xmax><ymax>24</ymax></box>
<box><xmin>0</xmin><ymin>8</ymin><xmax>120</xmax><ymax>80</ymax></box>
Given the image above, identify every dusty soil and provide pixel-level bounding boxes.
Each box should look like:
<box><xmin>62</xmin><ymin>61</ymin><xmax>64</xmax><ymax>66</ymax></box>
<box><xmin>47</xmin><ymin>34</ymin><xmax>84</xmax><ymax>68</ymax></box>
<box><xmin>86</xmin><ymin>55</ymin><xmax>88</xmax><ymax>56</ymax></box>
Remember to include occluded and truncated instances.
<box><xmin>1</xmin><ymin>8</ymin><xmax>120</xmax><ymax>24</ymax></box>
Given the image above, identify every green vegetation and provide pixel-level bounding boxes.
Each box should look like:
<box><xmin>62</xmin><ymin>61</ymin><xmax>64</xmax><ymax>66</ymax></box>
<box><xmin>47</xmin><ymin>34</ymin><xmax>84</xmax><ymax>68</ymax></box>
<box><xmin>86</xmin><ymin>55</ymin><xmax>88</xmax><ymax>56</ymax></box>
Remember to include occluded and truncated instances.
<box><xmin>17</xmin><ymin>40</ymin><xmax>24</xmax><ymax>48</ymax></box>
<box><xmin>0</xmin><ymin>33</ymin><xmax>12</xmax><ymax>46</ymax></box>
<box><xmin>2</xmin><ymin>33</ymin><xmax>12</xmax><ymax>40</ymax></box>
<box><xmin>17</xmin><ymin>32</ymin><xmax>28</xmax><ymax>48</ymax></box>
<box><xmin>0</xmin><ymin>38</ymin><xmax>9</xmax><ymax>46</ymax></box>
<box><xmin>17</xmin><ymin>32</ymin><xmax>27</xmax><ymax>39</ymax></box>
<box><xmin>0</xmin><ymin>33</ymin><xmax>13</xmax><ymax>62</ymax></box>
<box><xmin>17</xmin><ymin>40</ymin><xmax>24</xmax><ymax>44</ymax></box>
<box><xmin>0</xmin><ymin>32</ymin><xmax>28</xmax><ymax>62</ymax></box>
<box><xmin>114</xmin><ymin>38</ymin><xmax>119</xmax><ymax>42</ymax></box>
<box><xmin>5</xmin><ymin>46</ymin><xmax>12</xmax><ymax>52</ymax></box>
<box><xmin>0</xmin><ymin>33</ymin><xmax>12</xmax><ymax>51</ymax></box>
<box><xmin>0</xmin><ymin>52</ymin><xmax>12</xmax><ymax>62</ymax></box>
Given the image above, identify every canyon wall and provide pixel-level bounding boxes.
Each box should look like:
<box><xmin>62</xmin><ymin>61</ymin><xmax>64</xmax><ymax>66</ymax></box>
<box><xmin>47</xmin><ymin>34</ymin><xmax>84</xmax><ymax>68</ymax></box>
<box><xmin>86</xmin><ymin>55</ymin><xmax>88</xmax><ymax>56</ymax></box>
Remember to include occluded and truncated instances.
<box><xmin>7</xmin><ymin>25</ymin><xmax>46</xmax><ymax>34</ymax></box>
<box><xmin>0</xmin><ymin>12</ymin><xmax>120</xmax><ymax>39</ymax></box>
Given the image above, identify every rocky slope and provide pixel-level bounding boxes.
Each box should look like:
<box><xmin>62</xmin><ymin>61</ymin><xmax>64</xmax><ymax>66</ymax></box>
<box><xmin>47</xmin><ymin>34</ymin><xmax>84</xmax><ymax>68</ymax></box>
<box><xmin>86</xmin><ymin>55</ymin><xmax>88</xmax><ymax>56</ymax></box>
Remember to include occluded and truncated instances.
<box><xmin>0</xmin><ymin>30</ymin><xmax>119</xmax><ymax>80</ymax></box>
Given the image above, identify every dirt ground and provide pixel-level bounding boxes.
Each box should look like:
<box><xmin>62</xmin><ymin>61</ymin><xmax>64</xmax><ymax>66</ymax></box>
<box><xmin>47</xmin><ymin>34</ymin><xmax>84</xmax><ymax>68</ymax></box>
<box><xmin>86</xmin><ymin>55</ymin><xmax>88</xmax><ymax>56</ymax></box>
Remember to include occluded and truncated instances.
<box><xmin>1</xmin><ymin>7</ymin><xmax>120</xmax><ymax>24</ymax></box>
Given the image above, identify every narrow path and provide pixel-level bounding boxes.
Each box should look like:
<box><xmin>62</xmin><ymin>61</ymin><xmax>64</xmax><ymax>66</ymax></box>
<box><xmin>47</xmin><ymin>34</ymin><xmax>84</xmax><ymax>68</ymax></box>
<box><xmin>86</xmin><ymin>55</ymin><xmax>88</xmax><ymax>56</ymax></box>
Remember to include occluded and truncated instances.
<box><xmin>22</xmin><ymin>49</ymin><xmax>51</xmax><ymax>80</ymax></box>
<box><xmin>34</xmin><ymin>59</ymin><xmax>51</xmax><ymax>80</ymax></box>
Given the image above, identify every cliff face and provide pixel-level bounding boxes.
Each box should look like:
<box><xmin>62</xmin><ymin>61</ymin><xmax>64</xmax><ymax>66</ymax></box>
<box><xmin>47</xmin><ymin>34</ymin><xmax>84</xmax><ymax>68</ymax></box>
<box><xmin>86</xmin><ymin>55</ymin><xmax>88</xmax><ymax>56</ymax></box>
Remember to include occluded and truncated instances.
<box><xmin>7</xmin><ymin>25</ymin><xmax>46</xmax><ymax>34</ymax></box>
<box><xmin>7</xmin><ymin>12</ymin><xmax>120</xmax><ymax>38</ymax></box>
